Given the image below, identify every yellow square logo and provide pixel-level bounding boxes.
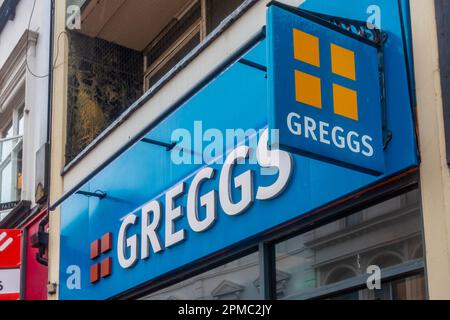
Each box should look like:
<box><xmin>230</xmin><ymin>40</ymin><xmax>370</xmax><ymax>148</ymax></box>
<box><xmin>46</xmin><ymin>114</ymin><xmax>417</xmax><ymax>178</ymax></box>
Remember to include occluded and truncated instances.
<box><xmin>293</xmin><ymin>29</ymin><xmax>320</xmax><ymax>67</ymax></box>
<box><xmin>295</xmin><ymin>70</ymin><xmax>322</xmax><ymax>109</ymax></box>
<box><xmin>293</xmin><ymin>29</ymin><xmax>359</xmax><ymax>121</ymax></box>
<box><xmin>333</xmin><ymin>84</ymin><xmax>359</xmax><ymax>121</ymax></box>
<box><xmin>331</xmin><ymin>43</ymin><xmax>356</xmax><ymax>80</ymax></box>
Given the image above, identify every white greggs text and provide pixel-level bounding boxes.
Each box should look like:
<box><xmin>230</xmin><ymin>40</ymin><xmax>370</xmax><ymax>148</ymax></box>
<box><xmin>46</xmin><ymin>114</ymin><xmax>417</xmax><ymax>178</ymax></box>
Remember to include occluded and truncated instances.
<box><xmin>287</xmin><ymin>112</ymin><xmax>374</xmax><ymax>157</ymax></box>
<box><xmin>117</xmin><ymin>129</ymin><xmax>293</xmax><ymax>269</ymax></box>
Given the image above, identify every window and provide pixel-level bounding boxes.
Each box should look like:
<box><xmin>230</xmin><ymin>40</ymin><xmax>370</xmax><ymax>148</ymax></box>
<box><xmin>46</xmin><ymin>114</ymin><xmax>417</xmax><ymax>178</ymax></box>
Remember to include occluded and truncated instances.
<box><xmin>205</xmin><ymin>0</ymin><xmax>248</xmax><ymax>33</ymax></box>
<box><xmin>0</xmin><ymin>107</ymin><xmax>24</xmax><ymax>209</ymax></box>
<box><xmin>142</xmin><ymin>251</ymin><xmax>260</xmax><ymax>300</ymax></box>
<box><xmin>144</xmin><ymin>1</ymin><xmax>203</xmax><ymax>90</ymax></box>
<box><xmin>143</xmin><ymin>0</ymin><xmax>247</xmax><ymax>90</ymax></box>
<box><xmin>274</xmin><ymin>189</ymin><xmax>426</xmax><ymax>300</ymax></box>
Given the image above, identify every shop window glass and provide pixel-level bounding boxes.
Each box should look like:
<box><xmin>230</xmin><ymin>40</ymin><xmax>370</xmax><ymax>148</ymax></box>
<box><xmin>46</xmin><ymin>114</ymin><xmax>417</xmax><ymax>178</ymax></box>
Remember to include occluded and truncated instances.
<box><xmin>326</xmin><ymin>266</ymin><xmax>357</xmax><ymax>285</ymax></box>
<box><xmin>329</xmin><ymin>273</ymin><xmax>426</xmax><ymax>300</ymax></box>
<box><xmin>142</xmin><ymin>251</ymin><xmax>260</xmax><ymax>300</ymax></box>
<box><xmin>275</xmin><ymin>189</ymin><xmax>425</xmax><ymax>300</ymax></box>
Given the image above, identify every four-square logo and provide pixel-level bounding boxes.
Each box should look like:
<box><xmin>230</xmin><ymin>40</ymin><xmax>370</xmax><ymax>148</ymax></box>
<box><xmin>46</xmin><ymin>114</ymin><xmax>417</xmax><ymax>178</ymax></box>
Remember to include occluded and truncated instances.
<box><xmin>90</xmin><ymin>232</ymin><xmax>113</xmax><ymax>284</ymax></box>
<box><xmin>293</xmin><ymin>28</ymin><xmax>359</xmax><ymax>121</ymax></box>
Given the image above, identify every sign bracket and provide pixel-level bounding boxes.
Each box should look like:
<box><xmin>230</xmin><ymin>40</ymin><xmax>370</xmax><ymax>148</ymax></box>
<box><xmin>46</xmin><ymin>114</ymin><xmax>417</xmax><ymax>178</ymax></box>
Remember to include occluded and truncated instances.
<box><xmin>75</xmin><ymin>190</ymin><xmax>107</xmax><ymax>199</ymax></box>
<box><xmin>379</xmin><ymin>32</ymin><xmax>393</xmax><ymax>149</ymax></box>
<box><xmin>141</xmin><ymin>137</ymin><xmax>177</xmax><ymax>151</ymax></box>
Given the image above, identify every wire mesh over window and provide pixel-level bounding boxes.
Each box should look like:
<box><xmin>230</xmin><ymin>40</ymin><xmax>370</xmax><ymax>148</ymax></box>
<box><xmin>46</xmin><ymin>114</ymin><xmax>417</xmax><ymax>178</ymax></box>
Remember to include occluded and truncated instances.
<box><xmin>66</xmin><ymin>31</ymin><xmax>143</xmax><ymax>163</ymax></box>
<box><xmin>65</xmin><ymin>0</ymin><xmax>250</xmax><ymax>163</ymax></box>
<box><xmin>145</xmin><ymin>1</ymin><xmax>202</xmax><ymax>71</ymax></box>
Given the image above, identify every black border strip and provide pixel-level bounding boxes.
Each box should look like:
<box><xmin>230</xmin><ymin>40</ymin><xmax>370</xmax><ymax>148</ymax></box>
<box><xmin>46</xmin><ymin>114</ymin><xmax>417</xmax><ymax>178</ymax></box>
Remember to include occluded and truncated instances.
<box><xmin>435</xmin><ymin>0</ymin><xmax>450</xmax><ymax>165</ymax></box>
<box><xmin>397</xmin><ymin>0</ymin><xmax>421</xmax><ymax>163</ymax></box>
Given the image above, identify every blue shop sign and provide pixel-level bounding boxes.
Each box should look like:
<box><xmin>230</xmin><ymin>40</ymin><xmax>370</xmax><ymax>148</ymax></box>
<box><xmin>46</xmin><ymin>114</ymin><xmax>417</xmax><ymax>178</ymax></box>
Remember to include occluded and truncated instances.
<box><xmin>267</xmin><ymin>3</ymin><xmax>384</xmax><ymax>174</ymax></box>
<box><xmin>59</xmin><ymin>0</ymin><xmax>418</xmax><ymax>300</ymax></box>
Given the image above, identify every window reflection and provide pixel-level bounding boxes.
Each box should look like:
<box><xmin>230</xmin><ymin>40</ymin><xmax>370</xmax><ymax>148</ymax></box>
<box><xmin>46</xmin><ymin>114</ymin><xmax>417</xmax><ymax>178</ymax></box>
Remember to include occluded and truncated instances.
<box><xmin>142</xmin><ymin>190</ymin><xmax>425</xmax><ymax>300</ymax></box>
<box><xmin>143</xmin><ymin>252</ymin><xmax>260</xmax><ymax>300</ymax></box>
<box><xmin>275</xmin><ymin>189</ymin><xmax>425</xmax><ymax>300</ymax></box>
<box><xmin>329</xmin><ymin>273</ymin><xmax>426</xmax><ymax>300</ymax></box>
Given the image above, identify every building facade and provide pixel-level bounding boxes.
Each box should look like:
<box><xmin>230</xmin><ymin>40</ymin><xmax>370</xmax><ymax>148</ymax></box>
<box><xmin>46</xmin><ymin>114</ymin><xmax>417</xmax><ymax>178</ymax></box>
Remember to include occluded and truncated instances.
<box><xmin>43</xmin><ymin>0</ymin><xmax>450</xmax><ymax>300</ymax></box>
<box><xmin>0</xmin><ymin>0</ymin><xmax>51</xmax><ymax>300</ymax></box>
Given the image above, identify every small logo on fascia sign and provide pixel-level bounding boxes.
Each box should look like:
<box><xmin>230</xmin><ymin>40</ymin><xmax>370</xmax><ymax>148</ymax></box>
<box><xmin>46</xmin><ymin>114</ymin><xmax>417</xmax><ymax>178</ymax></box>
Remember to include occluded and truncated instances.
<box><xmin>293</xmin><ymin>28</ymin><xmax>359</xmax><ymax>121</ymax></box>
<box><xmin>90</xmin><ymin>232</ymin><xmax>113</xmax><ymax>284</ymax></box>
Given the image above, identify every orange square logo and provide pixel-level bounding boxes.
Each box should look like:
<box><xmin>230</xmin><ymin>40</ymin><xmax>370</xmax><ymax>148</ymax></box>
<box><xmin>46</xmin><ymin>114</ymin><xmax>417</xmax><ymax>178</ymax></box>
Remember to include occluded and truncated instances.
<box><xmin>295</xmin><ymin>70</ymin><xmax>322</xmax><ymax>109</ymax></box>
<box><xmin>333</xmin><ymin>84</ymin><xmax>359</xmax><ymax>120</ymax></box>
<box><xmin>293</xmin><ymin>29</ymin><xmax>320</xmax><ymax>67</ymax></box>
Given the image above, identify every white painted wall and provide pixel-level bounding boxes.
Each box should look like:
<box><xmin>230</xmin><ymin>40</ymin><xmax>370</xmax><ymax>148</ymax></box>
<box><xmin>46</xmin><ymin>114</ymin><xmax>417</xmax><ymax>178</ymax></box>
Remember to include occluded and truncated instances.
<box><xmin>0</xmin><ymin>0</ymin><xmax>51</xmax><ymax>210</ymax></box>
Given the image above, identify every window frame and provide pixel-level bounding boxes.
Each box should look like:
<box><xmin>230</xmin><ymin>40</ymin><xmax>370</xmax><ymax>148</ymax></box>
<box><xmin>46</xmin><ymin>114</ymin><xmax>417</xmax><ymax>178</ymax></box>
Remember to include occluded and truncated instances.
<box><xmin>266</xmin><ymin>184</ymin><xmax>426</xmax><ymax>300</ymax></box>
<box><xmin>142</xmin><ymin>0</ymin><xmax>250</xmax><ymax>92</ymax></box>
<box><xmin>144</xmin><ymin>18</ymin><xmax>203</xmax><ymax>91</ymax></box>
<box><xmin>62</xmin><ymin>0</ymin><xmax>260</xmax><ymax>173</ymax></box>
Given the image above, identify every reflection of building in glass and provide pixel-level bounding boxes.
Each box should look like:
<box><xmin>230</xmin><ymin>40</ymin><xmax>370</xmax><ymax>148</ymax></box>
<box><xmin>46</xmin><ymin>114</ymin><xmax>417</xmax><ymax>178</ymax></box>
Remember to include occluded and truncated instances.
<box><xmin>145</xmin><ymin>252</ymin><xmax>260</xmax><ymax>300</ymax></box>
<box><xmin>276</xmin><ymin>189</ymin><xmax>424</xmax><ymax>300</ymax></box>
<box><xmin>144</xmin><ymin>190</ymin><xmax>425</xmax><ymax>300</ymax></box>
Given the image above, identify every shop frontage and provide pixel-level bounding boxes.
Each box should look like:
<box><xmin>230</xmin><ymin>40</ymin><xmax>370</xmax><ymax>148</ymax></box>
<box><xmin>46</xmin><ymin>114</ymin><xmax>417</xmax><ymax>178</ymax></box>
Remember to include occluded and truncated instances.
<box><xmin>54</xmin><ymin>1</ymin><xmax>425</xmax><ymax>300</ymax></box>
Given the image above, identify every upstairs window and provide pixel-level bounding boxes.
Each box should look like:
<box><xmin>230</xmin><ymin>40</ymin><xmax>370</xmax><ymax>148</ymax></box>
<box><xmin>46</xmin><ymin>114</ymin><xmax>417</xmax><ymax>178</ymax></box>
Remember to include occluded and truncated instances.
<box><xmin>144</xmin><ymin>1</ymin><xmax>203</xmax><ymax>90</ymax></box>
<box><xmin>143</xmin><ymin>0</ymin><xmax>247</xmax><ymax>91</ymax></box>
<box><xmin>0</xmin><ymin>107</ymin><xmax>24</xmax><ymax>208</ymax></box>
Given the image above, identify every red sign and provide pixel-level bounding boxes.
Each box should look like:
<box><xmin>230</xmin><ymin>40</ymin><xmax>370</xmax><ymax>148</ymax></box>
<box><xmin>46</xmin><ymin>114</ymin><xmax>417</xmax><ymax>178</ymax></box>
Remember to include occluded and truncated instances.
<box><xmin>23</xmin><ymin>210</ymin><xmax>48</xmax><ymax>300</ymax></box>
<box><xmin>0</xmin><ymin>229</ymin><xmax>21</xmax><ymax>269</ymax></box>
<box><xmin>0</xmin><ymin>293</ymin><xmax>20</xmax><ymax>300</ymax></box>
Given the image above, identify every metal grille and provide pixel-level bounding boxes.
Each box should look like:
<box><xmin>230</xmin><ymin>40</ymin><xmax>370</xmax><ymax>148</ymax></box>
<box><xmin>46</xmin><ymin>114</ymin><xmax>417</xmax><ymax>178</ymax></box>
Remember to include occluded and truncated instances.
<box><xmin>66</xmin><ymin>31</ymin><xmax>143</xmax><ymax>164</ymax></box>
<box><xmin>145</xmin><ymin>1</ymin><xmax>202</xmax><ymax>70</ymax></box>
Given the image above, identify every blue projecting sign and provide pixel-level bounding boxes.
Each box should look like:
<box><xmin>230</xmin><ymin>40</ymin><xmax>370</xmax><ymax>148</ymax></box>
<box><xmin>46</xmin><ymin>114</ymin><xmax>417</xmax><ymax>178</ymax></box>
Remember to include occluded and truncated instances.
<box><xmin>267</xmin><ymin>3</ymin><xmax>385</xmax><ymax>174</ymax></box>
